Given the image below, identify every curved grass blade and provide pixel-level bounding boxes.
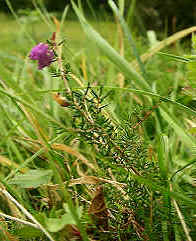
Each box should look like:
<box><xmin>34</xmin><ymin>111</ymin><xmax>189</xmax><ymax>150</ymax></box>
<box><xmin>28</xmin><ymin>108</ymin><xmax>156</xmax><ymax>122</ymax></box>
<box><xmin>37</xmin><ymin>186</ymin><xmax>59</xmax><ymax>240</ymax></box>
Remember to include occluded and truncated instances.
<box><xmin>131</xmin><ymin>26</ymin><xmax>196</xmax><ymax>69</ymax></box>
<box><xmin>158</xmin><ymin>52</ymin><xmax>190</xmax><ymax>63</ymax></box>
<box><xmin>60</xmin><ymin>5</ymin><xmax>70</xmax><ymax>32</ymax></box>
<box><xmin>108</xmin><ymin>0</ymin><xmax>146</xmax><ymax>77</ymax></box>
<box><xmin>160</xmin><ymin>108</ymin><xmax>195</xmax><ymax>147</ymax></box>
<box><xmin>0</xmin><ymin>87</ymin><xmax>65</xmax><ymax>129</ymax></box>
<box><xmin>31</xmin><ymin>86</ymin><xmax>196</xmax><ymax>117</ymax></box>
<box><xmin>71</xmin><ymin>0</ymin><xmax>149</xmax><ymax>91</ymax></box>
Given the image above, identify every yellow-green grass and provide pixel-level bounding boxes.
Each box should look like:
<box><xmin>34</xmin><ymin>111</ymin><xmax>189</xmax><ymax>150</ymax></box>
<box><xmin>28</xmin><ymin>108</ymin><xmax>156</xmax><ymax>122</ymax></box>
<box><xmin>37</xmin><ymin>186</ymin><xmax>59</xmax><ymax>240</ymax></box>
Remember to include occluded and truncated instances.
<box><xmin>0</xmin><ymin>12</ymin><xmax>116</xmax><ymax>54</ymax></box>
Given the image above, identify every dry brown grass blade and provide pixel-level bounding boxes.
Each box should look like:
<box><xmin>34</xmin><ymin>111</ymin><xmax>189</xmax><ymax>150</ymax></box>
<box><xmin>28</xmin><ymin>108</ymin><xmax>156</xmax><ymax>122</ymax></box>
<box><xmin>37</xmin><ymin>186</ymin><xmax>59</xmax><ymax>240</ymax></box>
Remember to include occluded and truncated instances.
<box><xmin>0</xmin><ymin>189</ymin><xmax>24</xmax><ymax>219</ymax></box>
<box><xmin>69</xmin><ymin>176</ymin><xmax>99</xmax><ymax>185</ymax></box>
<box><xmin>0</xmin><ymin>225</ymin><xmax>19</xmax><ymax>241</ymax></box>
<box><xmin>16</xmin><ymin>137</ymin><xmax>96</xmax><ymax>171</ymax></box>
<box><xmin>170</xmin><ymin>184</ymin><xmax>193</xmax><ymax>241</ymax></box>
<box><xmin>69</xmin><ymin>175</ymin><xmax>126</xmax><ymax>188</ymax></box>
<box><xmin>19</xmin><ymin>105</ymin><xmax>49</xmax><ymax>148</ymax></box>
<box><xmin>81</xmin><ymin>55</ymin><xmax>88</xmax><ymax>81</ymax></box>
<box><xmin>74</xmin><ymin>160</ymin><xmax>90</xmax><ymax>176</ymax></box>
<box><xmin>14</xmin><ymin>138</ymin><xmax>48</xmax><ymax>162</ymax></box>
<box><xmin>116</xmin><ymin>16</ymin><xmax>125</xmax><ymax>88</ymax></box>
<box><xmin>131</xmin><ymin>26</ymin><xmax>196</xmax><ymax>69</ymax></box>
<box><xmin>0</xmin><ymin>155</ymin><xmax>19</xmax><ymax>169</ymax></box>
<box><xmin>70</xmin><ymin>73</ymin><xmax>84</xmax><ymax>87</ymax></box>
<box><xmin>52</xmin><ymin>16</ymin><xmax>60</xmax><ymax>34</ymax></box>
<box><xmin>52</xmin><ymin>143</ymin><xmax>97</xmax><ymax>170</ymax></box>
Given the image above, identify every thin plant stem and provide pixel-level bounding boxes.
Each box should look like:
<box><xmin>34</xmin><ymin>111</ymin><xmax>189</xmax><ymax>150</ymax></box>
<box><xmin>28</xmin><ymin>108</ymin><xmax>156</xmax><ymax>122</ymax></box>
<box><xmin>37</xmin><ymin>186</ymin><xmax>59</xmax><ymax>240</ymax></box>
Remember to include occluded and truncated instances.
<box><xmin>0</xmin><ymin>212</ymin><xmax>39</xmax><ymax>230</ymax></box>
<box><xmin>172</xmin><ymin>199</ymin><xmax>193</xmax><ymax>241</ymax></box>
<box><xmin>170</xmin><ymin>184</ymin><xmax>193</xmax><ymax>241</ymax></box>
<box><xmin>0</xmin><ymin>188</ymin><xmax>55</xmax><ymax>241</ymax></box>
<box><xmin>4</xmin><ymin>132</ymin><xmax>67</xmax><ymax>181</ymax></box>
<box><xmin>27</xmin><ymin>86</ymin><xmax>196</xmax><ymax>117</ymax></box>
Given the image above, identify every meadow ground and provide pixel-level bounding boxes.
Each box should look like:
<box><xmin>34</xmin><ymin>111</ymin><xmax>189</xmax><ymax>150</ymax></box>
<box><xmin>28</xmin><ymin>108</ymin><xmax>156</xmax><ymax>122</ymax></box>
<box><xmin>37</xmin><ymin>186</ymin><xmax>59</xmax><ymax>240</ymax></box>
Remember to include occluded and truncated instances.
<box><xmin>0</xmin><ymin>4</ymin><xmax>196</xmax><ymax>241</ymax></box>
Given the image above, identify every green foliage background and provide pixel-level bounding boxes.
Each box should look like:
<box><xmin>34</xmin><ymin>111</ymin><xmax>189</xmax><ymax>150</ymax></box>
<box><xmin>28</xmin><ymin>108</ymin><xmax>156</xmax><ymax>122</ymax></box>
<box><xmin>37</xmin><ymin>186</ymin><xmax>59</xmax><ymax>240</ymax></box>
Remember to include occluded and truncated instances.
<box><xmin>1</xmin><ymin>0</ymin><xmax>196</xmax><ymax>31</ymax></box>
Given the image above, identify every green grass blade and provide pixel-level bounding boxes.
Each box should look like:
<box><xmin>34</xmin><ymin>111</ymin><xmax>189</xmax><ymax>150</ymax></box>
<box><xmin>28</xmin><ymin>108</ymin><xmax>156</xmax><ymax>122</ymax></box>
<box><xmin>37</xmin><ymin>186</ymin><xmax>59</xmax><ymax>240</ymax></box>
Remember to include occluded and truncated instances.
<box><xmin>126</xmin><ymin>0</ymin><xmax>136</xmax><ymax>28</ymax></box>
<box><xmin>131</xmin><ymin>26</ymin><xmax>196</xmax><ymax>68</ymax></box>
<box><xmin>60</xmin><ymin>5</ymin><xmax>70</xmax><ymax>32</ymax></box>
<box><xmin>0</xmin><ymin>87</ymin><xmax>65</xmax><ymax>129</ymax></box>
<box><xmin>86</xmin><ymin>0</ymin><xmax>97</xmax><ymax>20</ymax></box>
<box><xmin>158</xmin><ymin>52</ymin><xmax>190</xmax><ymax>63</ymax></box>
<box><xmin>32</xmin><ymin>0</ymin><xmax>53</xmax><ymax>30</ymax></box>
<box><xmin>171</xmin><ymin>158</ymin><xmax>196</xmax><ymax>182</ymax></box>
<box><xmin>4</xmin><ymin>133</ymin><xmax>67</xmax><ymax>181</ymax></box>
<box><xmin>4</xmin><ymin>0</ymin><xmax>34</xmax><ymax>44</ymax></box>
<box><xmin>71</xmin><ymin>0</ymin><xmax>149</xmax><ymax>91</ymax></box>
<box><xmin>33</xmin><ymin>86</ymin><xmax>196</xmax><ymax>117</ymax></box>
<box><xmin>108</xmin><ymin>0</ymin><xmax>146</xmax><ymax>77</ymax></box>
<box><xmin>118</xmin><ymin>0</ymin><xmax>125</xmax><ymax>15</ymax></box>
<box><xmin>160</xmin><ymin>108</ymin><xmax>195</xmax><ymax>147</ymax></box>
<box><xmin>158</xmin><ymin>134</ymin><xmax>169</xmax><ymax>179</ymax></box>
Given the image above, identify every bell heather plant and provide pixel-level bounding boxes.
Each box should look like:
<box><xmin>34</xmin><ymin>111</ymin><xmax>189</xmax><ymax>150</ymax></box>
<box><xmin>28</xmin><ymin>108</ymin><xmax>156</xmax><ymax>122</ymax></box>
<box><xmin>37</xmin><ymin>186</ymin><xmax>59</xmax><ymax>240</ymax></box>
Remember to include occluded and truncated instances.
<box><xmin>27</xmin><ymin>33</ymin><xmax>158</xmax><ymax>240</ymax></box>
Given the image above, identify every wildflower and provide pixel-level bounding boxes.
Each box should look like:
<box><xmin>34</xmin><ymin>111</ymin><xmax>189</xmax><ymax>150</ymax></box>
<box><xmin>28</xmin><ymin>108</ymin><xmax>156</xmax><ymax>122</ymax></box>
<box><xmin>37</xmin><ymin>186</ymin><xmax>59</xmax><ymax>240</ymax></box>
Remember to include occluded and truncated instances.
<box><xmin>29</xmin><ymin>43</ymin><xmax>54</xmax><ymax>70</ymax></box>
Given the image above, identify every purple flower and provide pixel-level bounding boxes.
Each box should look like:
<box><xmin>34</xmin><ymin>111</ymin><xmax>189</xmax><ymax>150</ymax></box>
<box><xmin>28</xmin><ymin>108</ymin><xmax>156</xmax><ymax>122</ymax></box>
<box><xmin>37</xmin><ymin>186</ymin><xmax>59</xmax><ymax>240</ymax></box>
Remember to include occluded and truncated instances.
<box><xmin>29</xmin><ymin>43</ymin><xmax>54</xmax><ymax>70</ymax></box>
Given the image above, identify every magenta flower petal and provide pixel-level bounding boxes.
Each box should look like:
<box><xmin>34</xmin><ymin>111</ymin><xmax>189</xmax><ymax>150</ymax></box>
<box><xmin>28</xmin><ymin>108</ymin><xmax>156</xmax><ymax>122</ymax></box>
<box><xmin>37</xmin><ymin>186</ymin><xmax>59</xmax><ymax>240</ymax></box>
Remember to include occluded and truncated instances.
<box><xmin>29</xmin><ymin>43</ymin><xmax>54</xmax><ymax>69</ymax></box>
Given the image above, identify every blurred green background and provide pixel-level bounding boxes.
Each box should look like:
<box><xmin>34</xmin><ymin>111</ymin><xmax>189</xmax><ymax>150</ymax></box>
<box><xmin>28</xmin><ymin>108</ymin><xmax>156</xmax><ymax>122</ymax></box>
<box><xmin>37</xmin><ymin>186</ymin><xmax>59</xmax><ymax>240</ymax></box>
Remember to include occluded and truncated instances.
<box><xmin>1</xmin><ymin>0</ymin><xmax>196</xmax><ymax>33</ymax></box>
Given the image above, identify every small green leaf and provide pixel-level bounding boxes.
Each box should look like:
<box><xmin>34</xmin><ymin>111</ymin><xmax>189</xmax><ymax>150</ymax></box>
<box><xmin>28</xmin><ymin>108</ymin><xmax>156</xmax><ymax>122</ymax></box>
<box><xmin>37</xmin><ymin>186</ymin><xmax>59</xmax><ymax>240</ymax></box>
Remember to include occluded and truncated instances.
<box><xmin>46</xmin><ymin>213</ymin><xmax>76</xmax><ymax>233</ymax></box>
<box><xmin>8</xmin><ymin>169</ymin><xmax>53</xmax><ymax>188</ymax></box>
<box><xmin>63</xmin><ymin>203</ymin><xmax>83</xmax><ymax>218</ymax></box>
<box><xmin>46</xmin><ymin>204</ymin><xmax>83</xmax><ymax>232</ymax></box>
<box><xmin>158</xmin><ymin>134</ymin><xmax>169</xmax><ymax>179</ymax></box>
